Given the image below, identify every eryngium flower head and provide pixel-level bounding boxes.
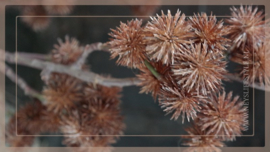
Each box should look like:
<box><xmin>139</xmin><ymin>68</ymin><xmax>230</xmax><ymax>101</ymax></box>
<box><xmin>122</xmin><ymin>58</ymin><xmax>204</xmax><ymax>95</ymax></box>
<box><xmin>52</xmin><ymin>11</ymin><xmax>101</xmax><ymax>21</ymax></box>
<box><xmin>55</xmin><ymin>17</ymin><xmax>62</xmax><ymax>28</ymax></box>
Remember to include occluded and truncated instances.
<box><xmin>143</xmin><ymin>9</ymin><xmax>194</xmax><ymax>65</ymax></box>
<box><xmin>21</xmin><ymin>6</ymin><xmax>50</xmax><ymax>31</ymax></box>
<box><xmin>43</xmin><ymin>73</ymin><xmax>84</xmax><ymax>113</ymax></box>
<box><xmin>189</xmin><ymin>12</ymin><xmax>230</xmax><ymax>51</ymax></box>
<box><xmin>108</xmin><ymin>19</ymin><xmax>146</xmax><ymax>68</ymax></box>
<box><xmin>226</xmin><ymin>5</ymin><xmax>267</xmax><ymax>48</ymax></box>
<box><xmin>198</xmin><ymin>91</ymin><xmax>249</xmax><ymax>141</ymax></box>
<box><xmin>182</xmin><ymin>123</ymin><xmax>225</xmax><ymax>152</ymax></box>
<box><xmin>136</xmin><ymin>61</ymin><xmax>172</xmax><ymax>99</ymax></box>
<box><xmin>230</xmin><ymin>42</ymin><xmax>270</xmax><ymax>86</ymax></box>
<box><xmin>159</xmin><ymin>86</ymin><xmax>203</xmax><ymax>123</ymax></box>
<box><xmin>172</xmin><ymin>43</ymin><xmax>227</xmax><ymax>95</ymax></box>
<box><xmin>51</xmin><ymin>36</ymin><xmax>84</xmax><ymax>65</ymax></box>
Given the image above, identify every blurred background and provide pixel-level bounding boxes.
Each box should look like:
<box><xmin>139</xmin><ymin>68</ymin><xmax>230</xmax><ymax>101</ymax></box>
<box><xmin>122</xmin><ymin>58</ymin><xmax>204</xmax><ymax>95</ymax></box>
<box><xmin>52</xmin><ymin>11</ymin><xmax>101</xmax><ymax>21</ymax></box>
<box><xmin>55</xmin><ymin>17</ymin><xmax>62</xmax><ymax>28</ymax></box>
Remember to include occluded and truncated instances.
<box><xmin>4</xmin><ymin>5</ymin><xmax>265</xmax><ymax>147</ymax></box>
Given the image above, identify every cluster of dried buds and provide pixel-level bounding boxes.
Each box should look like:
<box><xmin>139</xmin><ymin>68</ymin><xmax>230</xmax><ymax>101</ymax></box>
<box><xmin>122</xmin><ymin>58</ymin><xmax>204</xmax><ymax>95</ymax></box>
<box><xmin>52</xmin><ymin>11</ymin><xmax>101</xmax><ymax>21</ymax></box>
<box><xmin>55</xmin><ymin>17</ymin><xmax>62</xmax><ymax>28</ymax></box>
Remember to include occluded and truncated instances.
<box><xmin>108</xmin><ymin>5</ymin><xmax>268</xmax><ymax>151</ymax></box>
<box><xmin>6</xmin><ymin>36</ymin><xmax>125</xmax><ymax>151</ymax></box>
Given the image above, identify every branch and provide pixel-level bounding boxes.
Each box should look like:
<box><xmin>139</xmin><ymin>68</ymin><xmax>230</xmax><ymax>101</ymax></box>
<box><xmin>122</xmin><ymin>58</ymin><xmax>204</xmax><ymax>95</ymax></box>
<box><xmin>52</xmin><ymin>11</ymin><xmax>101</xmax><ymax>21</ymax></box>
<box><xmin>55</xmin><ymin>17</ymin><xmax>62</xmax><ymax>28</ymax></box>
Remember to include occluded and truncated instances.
<box><xmin>0</xmin><ymin>61</ymin><xmax>46</xmax><ymax>102</ymax></box>
<box><xmin>73</xmin><ymin>42</ymin><xmax>109</xmax><ymax>69</ymax></box>
<box><xmin>1</xmin><ymin>49</ymin><xmax>140</xmax><ymax>87</ymax></box>
<box><xmin>225</xmin><ymin>74</ymin><xmax>270</xmax><ymax>92</ymax></box>
<box><xmin>18</xmin><ymin>52</ymin><xmax>51</xmax><ymax>61</ymax></box>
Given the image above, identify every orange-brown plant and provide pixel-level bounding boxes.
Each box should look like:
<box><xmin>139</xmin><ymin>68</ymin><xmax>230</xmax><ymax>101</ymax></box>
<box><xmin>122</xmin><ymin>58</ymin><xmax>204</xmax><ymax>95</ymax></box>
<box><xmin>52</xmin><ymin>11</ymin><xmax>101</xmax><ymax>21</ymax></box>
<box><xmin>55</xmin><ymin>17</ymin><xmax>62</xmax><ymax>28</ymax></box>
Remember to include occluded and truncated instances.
<box><xmin>172</xmin><ymin>42</ymin><xmax>227</xmax><ymax>95</ymax></box>
<box><xmin>143</xmin><ymin>10</ymin><xmax>194</xmax><ymax>65</ymax></box>
<box><xmin>51</xmin><ymin>36</ymin><xmax>84</xmax><ymax>65</ymax></box>
<box><xmin>182</xmin><ymin>123</ymin><xmax>225</xmax><ymax>152</ymax></box>
<box><xmin>226</xmin><ymin>5</ymin><xmax>267</xmax><ymax>48</ymax></box>
<box><xmin>108</xmin><ymin>19</ymin><xmax>146</xmax><ymax>68</ymax></box>
<box><xmin>43</xmin><ymin>73</ymin><xmax>84</xmax><ymax>113</ymax></box>
<box><xmin>197</xmin><ymin>91</ymin><xmax>249</xmax><ymax>141</ymax></box>
<box><xmin>189</xmin><ymin>12</ymin><xmax>230</xmax><ymax>52</ymax></box>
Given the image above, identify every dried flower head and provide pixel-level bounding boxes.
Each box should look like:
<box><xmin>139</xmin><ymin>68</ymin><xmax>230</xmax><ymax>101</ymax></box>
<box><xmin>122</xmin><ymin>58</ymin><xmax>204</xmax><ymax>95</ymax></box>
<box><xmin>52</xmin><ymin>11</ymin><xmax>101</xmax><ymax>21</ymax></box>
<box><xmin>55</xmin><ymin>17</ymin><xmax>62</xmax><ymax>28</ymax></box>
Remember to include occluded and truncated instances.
<box><xmin>51</xmin><ymin>36</ymin><xmax>84</xmax><ymax>65</ymax></box>
<box><xmin>226</xmin><ymin>5</ymin><xmax>267</xmax><ymax>48</ymax></box>
<box><xmin>82</xmin><ymin>98</ymin><xmax>125</xmax><ymax>136</ymax></box>
<box><xmin>172</xmin><ymin>43</ymin><xmax>227</xmax><ymax>95</ymax></box>
<box><xmin>189</xmin><ymin>12</ymin><xmax>230</xmax><ymax>51</ymax></box>
<box><xmin>84</xmin><ymin>83</ymin><xmax>122</xmax><ymax>102</ymax></box>
<box><xmin>43</xmin><ymin>73</ymin><xmax>84</xmax><ymax>113</ymax></box>
<box><xmin>159</xmin><ymin>86</ymin><xmax>203</xmax><ymax>123</ymax></box>
<box><xmin>230</xmin><ymin>42</ymin><xmax>270</xmax><ymax>86</ymax></box>
<box><xmin>5</xmin><ymin>115</ymin><xmax>35</xmax><ymax>147</ymax></box>
<box><xmin>143</xmin><ymin>10</ymin><xmax>193</xmax><ymax>65</ymax></box>
<box><xmin>136</xmin><ymin>61</ymin><xmax>172</xmax><ymax>99</ymax></box>
<box><xmin>108</xmin><ymin>19</ymin><xmax>146</xmax><ymax>68</ymax></box>
<box><xmin>21</xmin><ymin>6</ymin><xmax>50</xmax><ymax>31</ymax></box>
<box><xmin>42</xmin><ymin>0</ymin><xmax>74</xmax><ymax>15</ymax></box>
<box><xmin>182</xmin><ymin>123</ymin><xmax>225</xmax><ymax>152</ymax></box>
<box><xmin>60</xmin><ymin>98</ymin><xmax>124</xmax><ymax>147</ymax></box>
<box><xmin>15</xmin><ymin>101</ymin><xmax>45</xmax><ymax>134</ymax></box>
<box><xmin>198</xmin><ymin>91</ymin><xmax>249</xmax><ymax>141</ymax></box>
<box><xmin>45</xmin><ymin>5</ymin><xmax>73</xmax><ymax>15</ymax></box>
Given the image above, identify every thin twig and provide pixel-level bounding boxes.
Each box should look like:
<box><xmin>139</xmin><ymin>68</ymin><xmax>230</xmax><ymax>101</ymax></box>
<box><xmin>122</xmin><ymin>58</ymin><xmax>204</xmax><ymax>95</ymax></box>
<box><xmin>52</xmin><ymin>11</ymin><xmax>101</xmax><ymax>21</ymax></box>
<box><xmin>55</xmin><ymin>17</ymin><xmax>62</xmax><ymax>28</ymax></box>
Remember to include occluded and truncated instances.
<box><xmin>18</xmin><ymin>52</ymin><xmax>51</xmax><ymax>61</ymax></box>
<box><xmin>225</xmin><ymin>74</ymin><xmax>270</xmax><ymax>92</ymax></box>
<box><xmin>1</xmin><ymin>49</ymin><xmax>140</xmax><ymax>87</ymax></box>
<box><xmin>0</xmin><ymin>61</ymin><xmax>46</xmax><ymax>102</ymax></box>
<box><xmin>73</xmin><ymin>42</ymin><xmax>105</xmax><ymax>69</ymax></box>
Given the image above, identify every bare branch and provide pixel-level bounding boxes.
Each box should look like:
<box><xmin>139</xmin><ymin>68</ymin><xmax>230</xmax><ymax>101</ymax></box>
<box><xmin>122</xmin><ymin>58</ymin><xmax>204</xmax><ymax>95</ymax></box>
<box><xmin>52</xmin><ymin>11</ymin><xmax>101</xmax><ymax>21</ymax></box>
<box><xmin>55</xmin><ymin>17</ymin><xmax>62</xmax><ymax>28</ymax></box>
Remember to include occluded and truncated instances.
<box><xmin>1</xmin><ymin>49</ymin><xmax>140</xmax><ymax>87</ymax></box>
<box><xmin>73</xmin><ymin>42</ymin><xmax>108</xmax><ymax>69</ymax></box>
<box><xmin>0</xmin><ymin>61</ymin><xmax>46</xmax><ymax>102</ymax></box>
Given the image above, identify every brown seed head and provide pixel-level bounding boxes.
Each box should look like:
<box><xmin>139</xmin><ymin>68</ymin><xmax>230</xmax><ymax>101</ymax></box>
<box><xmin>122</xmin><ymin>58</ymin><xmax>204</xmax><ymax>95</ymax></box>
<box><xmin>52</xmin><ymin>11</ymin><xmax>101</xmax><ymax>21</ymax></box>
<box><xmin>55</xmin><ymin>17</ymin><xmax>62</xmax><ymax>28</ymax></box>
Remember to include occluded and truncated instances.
<box><xmin>182</xmin><ymin>123</ymin><xmax>225</xmax><ymax>152</ymax></box>
<box><xmin>231</xmin><ymin>42</ymin><xmax>270</xmax><ymax>86</ymax></box>
<box><xmin>172</xmin><ymin>43</ymin><xmax>227</xmax><ymax>95</ymax></box>
<box><xmin>198</xmin><ymin>91</ymin><xmax>249</xmax><ymax>141</ymax></box>
<box><xmin>43</xmin><ymin>73</ymin><xmax>84</xmax><ymax>113</ymax></box>
<box><xmin>108</xmin><ymin>19</ymin><xmax>146</xmax><ymax>68</ymax></box>
<box><xmin>5</xmin><ymin>113</ymin><xmax>35</xmax><ymax>147</ymax></box>
<box><xmin>189</xmin><ymin>12</ymin><xmax>230</xmax><ymax>51</ymax></box>
<box><xmin>143</xmin><ymin>9</ymin><xmax>194</xmax><ymax>65</ymax></box>
<box><xmin>226</xmin><ymin>5</ymin><xmax>267</xmax><ymax>48</ymax></box>
<box><xmin>136</xmin><ymin>61</ymin><xmax>172</xmax><ymax>99</ymax></box>
<box><xmin>21</xmin><ymin>6</ymin><xmax>50</xmax><ymax>31</ymax></box>
<box><xmin>60</xmin><ymin>98</ymin><xmax>124</xmax><ymax>147</ymax></box>
<box><xmin>51</xmin><ymin>36</ymin><xmax>84</xmax><ymax>65</ymax></box>
<box><xmin>84</xmin><ymin>83</ymin><xmax>122</xmax><ymax>102</ymax></box>
<box><xmin>159</xmin><ymin>86</ymin><xmax>203</xmax><ymax>123</ymax></box>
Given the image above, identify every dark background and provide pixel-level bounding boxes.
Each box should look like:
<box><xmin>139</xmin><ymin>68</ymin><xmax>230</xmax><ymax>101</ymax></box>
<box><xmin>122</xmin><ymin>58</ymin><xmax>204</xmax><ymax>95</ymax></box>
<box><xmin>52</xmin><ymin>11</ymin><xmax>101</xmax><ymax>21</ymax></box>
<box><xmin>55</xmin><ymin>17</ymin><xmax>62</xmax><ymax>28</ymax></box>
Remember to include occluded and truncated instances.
<box><xmin>5</xmin><ymin>5</ymin><xmax>265</xmax><ymax>147</ymax></box>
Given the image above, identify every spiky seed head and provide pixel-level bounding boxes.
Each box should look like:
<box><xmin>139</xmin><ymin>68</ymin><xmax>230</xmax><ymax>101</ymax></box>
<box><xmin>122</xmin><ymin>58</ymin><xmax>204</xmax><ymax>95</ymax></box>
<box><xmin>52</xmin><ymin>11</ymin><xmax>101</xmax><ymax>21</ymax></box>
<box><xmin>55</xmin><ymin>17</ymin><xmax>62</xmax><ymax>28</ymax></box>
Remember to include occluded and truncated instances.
<box><xmin>82</xmin><ymin>98</ymin><xmax>125</xmax><ymax>136</ymax></box>
<box><xmin>42</xmin><ymin>0</ymin><xmax>74</xmax><ymax>15</ymax></box>
<box><xmin>226</xmin><ymin>5</ymin><xmax>267</xmax><ymax>48</ymax></box>
<box><xmin>230</xmin><ymin>42</ymin><xmax>270</xmax><ymax>86</ymax></box>
<box><xmin>5</xmin><ymin>113</ymin><xmax>35</xmax><ymax>147</ymax></box>
<box><xmin>172</xmin><ymin>42</ymin><xmax>227</xmax><ymax>95</ymax></box>
<box><xmin>189</xmin><ymin>12</ymin><xmax>230</xmax><ymax>52</ymax></box>
<box><xmin>43</xmin><ymin>73</ymin><xmax>84</xmax><ymax>113</ymax></box>
<box><xmin>84</xmin><ymin>83</ymin><xmax>122</xmax><ymax>102</ymax></box>
<box><xmin>60</xmin><ymin>98</ymin><xmax>124</xmax><ymax>147</ymax></box>
<box><xmin>143</xmin><ymin>9</ymin><xmax>194</xmax><ymax>65</ymax></box>
<box><xmin>198</xmin><ymin>91</ymin><xmax>249</xmax><ymax>141</ymax></box>
<box><xmin>21</xmin><ymin>6</ymin><xmax>50</xmax><ymax>31</ymax></box>
<box><xmin>51</xmin><ymin>36</ymin><xmax>84</xmax><ymax>65</ymax></box>
<box><xmin>136</xmin><ymin>61</ymin><xmax>172</xmax><ymax>99</ymax></box>
<box><xmin>159</xmin><ymin>86</ymin><xmax>204</xmax><ymax>123</ymax></box>
<box><xmin>108</xmin><ymin>19</ymin><xmax>146</xmax><ymax>68</ymax></box>
<box><xmin>182</xmin><ymin>123</ymin><xmax>225</xmax><ymax>152</ymax></box>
